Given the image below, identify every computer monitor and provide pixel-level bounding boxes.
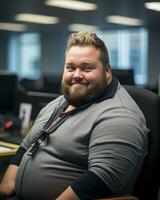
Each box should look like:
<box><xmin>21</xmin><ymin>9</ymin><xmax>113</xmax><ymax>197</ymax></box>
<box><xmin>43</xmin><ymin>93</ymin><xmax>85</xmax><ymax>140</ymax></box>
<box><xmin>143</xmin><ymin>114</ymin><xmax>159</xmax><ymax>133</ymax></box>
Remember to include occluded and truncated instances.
<box><xmin>26</xmin><ymin>91</ymin><xmax>59</xmax><ymax>120</ymax></box>
<box><xmin>0</xmin><ymin>72</ymin><xmax>18</xmax><ymax>114</ymax></box>
<box><xmin>16</xmin><ymin>90</ymin><xmax>59</xmax><ymax>122</ymax></box>
<box><xmin>42</xmin><ymin>75</ymin><xmax>61</xmax><ymax>94</ymax></box>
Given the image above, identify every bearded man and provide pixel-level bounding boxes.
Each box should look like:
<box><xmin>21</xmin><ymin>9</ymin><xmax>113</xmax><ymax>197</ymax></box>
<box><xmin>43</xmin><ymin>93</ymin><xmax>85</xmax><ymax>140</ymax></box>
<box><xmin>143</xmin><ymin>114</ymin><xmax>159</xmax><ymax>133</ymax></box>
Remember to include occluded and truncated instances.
<box><xmin>0</xmin><ymin>32</ymin><xmax>149</xmax><ymax>200</ymax></box>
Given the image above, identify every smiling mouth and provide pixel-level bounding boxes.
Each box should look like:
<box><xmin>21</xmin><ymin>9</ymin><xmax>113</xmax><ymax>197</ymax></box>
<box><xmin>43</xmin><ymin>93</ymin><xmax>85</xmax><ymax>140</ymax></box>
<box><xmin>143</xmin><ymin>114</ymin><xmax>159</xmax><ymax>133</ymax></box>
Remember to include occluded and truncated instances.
<box><xmin>71</xmin><ymin>83</ymin><xmax>88</xmax><ymax>88</ymax></box>
<box><xmin>72</xmin><ymin>83</ymin><xmax>84</xmax><ymax>85</ymax></box>
<box><xmin>71</xmin><ymin>81</ymin><xmax>87</xmax><ymax>85</ymax></box>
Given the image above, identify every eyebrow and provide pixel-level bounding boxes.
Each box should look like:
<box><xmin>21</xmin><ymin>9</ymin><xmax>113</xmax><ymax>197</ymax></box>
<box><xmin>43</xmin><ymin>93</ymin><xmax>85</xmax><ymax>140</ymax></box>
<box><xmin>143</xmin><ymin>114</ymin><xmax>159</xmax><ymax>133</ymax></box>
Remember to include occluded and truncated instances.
<box><xmin>65</xmin><ymin>61</ymin><xmax>95</xmax><ymax>65</ymax></box>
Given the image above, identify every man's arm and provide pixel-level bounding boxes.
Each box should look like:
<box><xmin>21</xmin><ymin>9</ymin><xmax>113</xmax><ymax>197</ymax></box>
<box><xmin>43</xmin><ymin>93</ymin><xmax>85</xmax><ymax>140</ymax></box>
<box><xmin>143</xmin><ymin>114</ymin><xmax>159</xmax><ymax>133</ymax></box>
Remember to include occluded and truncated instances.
<box><xmin>0</xmin><ymin>165</ymin><xmax>18</xmax><ymax>197</ymax></box>
<box><xmin>56</xmin><ymin>186</ymin><xmax>80</xmax><ymax>200</ymax></box>
<box><xmin>0</xmin><ymin>146</ymin><xmax>26</xmax><ymax>199</ymax></box>
<box><xmin>55</xmin><ymin>170</ymin><xmax>113</xmax><ymax>200</ymax></box>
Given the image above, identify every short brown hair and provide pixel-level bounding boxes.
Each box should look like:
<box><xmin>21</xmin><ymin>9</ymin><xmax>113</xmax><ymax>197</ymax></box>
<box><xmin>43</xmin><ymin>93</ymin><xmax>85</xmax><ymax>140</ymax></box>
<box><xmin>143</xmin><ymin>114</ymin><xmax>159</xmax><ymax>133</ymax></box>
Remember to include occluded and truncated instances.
<box><xmin>65</xmin><ymin>31</ymin><xmax>110</xmax><ymax>67</ymax></box>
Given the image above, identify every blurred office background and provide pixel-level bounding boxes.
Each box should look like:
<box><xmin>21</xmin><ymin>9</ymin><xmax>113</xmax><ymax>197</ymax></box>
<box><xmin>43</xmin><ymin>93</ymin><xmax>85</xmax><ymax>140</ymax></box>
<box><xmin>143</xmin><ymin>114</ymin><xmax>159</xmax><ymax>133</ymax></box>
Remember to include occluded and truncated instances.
<box><xmin>1</xmin><ymin>1</ymin><xmax>160</xmax><ymax>198</ymax></box>
<box><xmin>0</xmin><ymin>0</ymin><xmax>160</xmax><ymax>119</ymax></box>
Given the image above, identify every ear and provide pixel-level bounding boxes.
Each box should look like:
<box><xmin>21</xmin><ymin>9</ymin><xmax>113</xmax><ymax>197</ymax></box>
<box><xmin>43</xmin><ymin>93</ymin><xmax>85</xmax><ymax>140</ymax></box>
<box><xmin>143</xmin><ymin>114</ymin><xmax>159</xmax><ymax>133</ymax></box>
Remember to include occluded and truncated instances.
<box><xmin>105</xmin><ymin>63</ymin><xmax>112</xmax><ymax>81</ymax></box>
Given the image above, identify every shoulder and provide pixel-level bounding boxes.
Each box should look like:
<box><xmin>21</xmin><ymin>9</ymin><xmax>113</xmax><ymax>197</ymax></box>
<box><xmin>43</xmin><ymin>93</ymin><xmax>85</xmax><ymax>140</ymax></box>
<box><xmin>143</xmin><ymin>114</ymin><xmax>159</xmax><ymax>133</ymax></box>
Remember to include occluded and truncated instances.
<box><xmin>102</xmin><ymin>83</ymin><xmax>145</xmax><ymax>120</ymax></box>
<box><xmin>115</xmin><ymin>84</ymin><xmax>142</xmax><ymax>113</ymax></box>
<box><xmin>90</xmin><ymin>83</ymin><xmax>149</xmax><ymax>142</ymax></box>
<box><xmin>91</xmin><ymin>83</ymin><xmax>144</xmax><ymax>121</ymax></box>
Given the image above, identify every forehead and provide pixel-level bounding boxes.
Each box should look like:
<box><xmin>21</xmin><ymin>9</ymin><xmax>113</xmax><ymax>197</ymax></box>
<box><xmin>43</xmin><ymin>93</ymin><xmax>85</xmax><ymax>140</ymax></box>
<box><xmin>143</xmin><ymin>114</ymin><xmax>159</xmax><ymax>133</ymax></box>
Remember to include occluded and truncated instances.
<box><xmin>65</xmin><ymin>45</ymin><xmax>101</xmax><ymax>63</ymax></box>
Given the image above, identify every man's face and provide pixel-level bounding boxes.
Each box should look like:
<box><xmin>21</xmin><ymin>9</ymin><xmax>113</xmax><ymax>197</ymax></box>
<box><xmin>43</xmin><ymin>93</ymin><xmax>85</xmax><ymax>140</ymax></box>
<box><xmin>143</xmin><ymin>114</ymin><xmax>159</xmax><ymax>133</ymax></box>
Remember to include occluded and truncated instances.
<box><xmin>61</xmin><ymin>45</ymin><xmax>112</xmax><ymax>107</ymax></box>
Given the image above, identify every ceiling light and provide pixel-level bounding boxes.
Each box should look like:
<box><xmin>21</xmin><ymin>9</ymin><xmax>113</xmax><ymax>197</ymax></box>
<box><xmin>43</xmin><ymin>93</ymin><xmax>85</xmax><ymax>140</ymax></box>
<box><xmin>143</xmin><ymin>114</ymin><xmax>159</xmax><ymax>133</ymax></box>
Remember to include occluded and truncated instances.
<box><xmin>15</xmin><ymin>13</ymin><xmax>60</xmax><ymax>24</ymax></box>
<box><xmin>0</xmin><ymin>23</ymin><xmax>27</xmax><ymax>31</ymax></box>
<box><xmin>45</xmin><ymin>0</ymin><xmax>97</xmax><ymax>11</ymax></box>
<box><xmin>68</xmin><ymin>23</ymin><xmax>97</xmax><ymax>32</ymax></box>
<box><xmin>106</xmin><ymin>15</ymin><xmax>143</xmax><ymax>26</ymax></box>
<box><xmin>145</xmin><ymin>2</ymin><xmax>160</xmax><ymax>12</ymax></box>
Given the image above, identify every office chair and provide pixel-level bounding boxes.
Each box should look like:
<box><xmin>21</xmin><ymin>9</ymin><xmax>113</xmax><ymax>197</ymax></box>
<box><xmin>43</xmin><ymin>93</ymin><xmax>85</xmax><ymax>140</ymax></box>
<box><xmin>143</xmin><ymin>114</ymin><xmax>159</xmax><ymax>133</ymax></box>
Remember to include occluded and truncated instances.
<box><xmin>97</xmin><ymin>85</ymin><xmax>160</xmax><ymax>200</ymax></box>
<box><xmin>124</xmin><ymin>85</ymin><xmax>160</xmax><ymax>200</ymax></box>
<box><xmin>112</xmin><ymin>69</ymin><xmax>135</xmax><ymax>85</ymax></box>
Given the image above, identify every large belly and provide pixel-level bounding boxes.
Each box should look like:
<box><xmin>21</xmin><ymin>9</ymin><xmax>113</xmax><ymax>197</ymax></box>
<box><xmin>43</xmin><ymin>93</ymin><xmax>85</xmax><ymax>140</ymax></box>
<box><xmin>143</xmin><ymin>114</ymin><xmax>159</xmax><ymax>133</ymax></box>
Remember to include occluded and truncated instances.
<box><xmin>15</xmin><ymin>149</ymin><xmax>86</xmax><ymax>200</ymax></box>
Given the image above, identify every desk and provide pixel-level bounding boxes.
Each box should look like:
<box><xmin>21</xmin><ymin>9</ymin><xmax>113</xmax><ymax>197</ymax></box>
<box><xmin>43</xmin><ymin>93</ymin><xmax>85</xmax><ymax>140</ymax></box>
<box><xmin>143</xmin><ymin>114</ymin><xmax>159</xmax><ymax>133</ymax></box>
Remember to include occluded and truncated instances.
<box><xmin>0</xmin><ymin>141</ymin><xmax>19</xmax><ymax>157</ymax></box>
<box><xmin>0</xmin><ymin>141</ymin><xmax>19</xmax><ymax>180</ymax></box>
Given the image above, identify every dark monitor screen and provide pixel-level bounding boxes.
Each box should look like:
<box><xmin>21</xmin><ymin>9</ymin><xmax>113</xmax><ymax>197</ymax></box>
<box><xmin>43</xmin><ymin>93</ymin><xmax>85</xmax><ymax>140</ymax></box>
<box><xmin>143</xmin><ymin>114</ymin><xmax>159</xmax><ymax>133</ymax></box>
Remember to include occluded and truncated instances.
<box><xmin>26</xmin><ymin>91</ymin><xmax>59</xmax><ymax>120</ymax></box>
<box><xmin>15</xmin><ymin>90</ymin><xmax>59</xmax><ymax>121</ymax></box>
<box><xmin>0</xmin><ymin>72</ymin><xmax>18</xmax><ymax>114</ymax></box>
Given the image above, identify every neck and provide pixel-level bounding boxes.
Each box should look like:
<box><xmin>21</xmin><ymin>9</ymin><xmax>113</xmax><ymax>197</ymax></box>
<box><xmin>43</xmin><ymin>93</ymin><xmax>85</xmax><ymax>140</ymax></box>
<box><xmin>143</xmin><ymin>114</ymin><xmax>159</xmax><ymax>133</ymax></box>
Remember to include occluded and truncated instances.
<box><xmin>64</xmin><ymin>105</ymin><xmax>76</xmax><ymax>113</ymax></box>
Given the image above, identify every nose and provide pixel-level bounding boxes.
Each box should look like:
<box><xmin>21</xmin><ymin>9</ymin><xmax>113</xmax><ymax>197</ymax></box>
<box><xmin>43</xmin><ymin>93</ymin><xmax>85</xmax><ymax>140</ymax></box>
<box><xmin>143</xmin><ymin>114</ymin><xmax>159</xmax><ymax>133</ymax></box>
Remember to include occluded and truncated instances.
<box><xmin>73</xmin><ymin>68</ymin><xmax>83</xmax><ymax>80</ymax></box>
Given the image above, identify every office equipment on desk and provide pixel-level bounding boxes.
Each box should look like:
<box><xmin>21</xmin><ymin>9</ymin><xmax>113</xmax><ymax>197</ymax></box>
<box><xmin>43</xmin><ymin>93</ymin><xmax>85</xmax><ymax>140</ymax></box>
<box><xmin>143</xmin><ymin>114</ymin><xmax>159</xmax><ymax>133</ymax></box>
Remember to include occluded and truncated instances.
<box><xmin>0</xmin><ymin>132</ymin><xmax>24</xmax><ymax>145</ymax></box>
<box><xmin>15</xmin><ymin>90</ymin><xmax>59</xmax><ymax>122</ymax></box>
<box><xmin>0</xmin><ymin>72</ymin><xmax>18</xmax><ymax>115</ymax></box>
<box><xmin>0</xmin><ymin>141</ymin><xmax>19</xmax><ymax>156</ymax></box>
<box><xmin>0</xmin><ymin>114</ymin><xmax>22</xmax><ymax>132</ymax></box>
<box><xmin>42</xmin><ymin>75</ymin><xmax>61</xmax><ymax>93</ymax></box>
<box><xmin>19</xmin><ymin>78</ymin><xmax>42</xmax><ymax>92</ymax></box>
<box><xmin>19</xmin><ymin>102</ymin><xmax>32</xmax><ymax>130</ymax></box>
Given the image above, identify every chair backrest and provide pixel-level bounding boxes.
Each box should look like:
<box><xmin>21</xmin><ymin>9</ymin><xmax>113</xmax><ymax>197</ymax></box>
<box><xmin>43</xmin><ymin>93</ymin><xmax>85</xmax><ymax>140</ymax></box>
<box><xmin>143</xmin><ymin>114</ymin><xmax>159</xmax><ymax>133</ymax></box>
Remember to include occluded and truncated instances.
<box><xmin>112</xmin><ymin>69</ymin><xmax>135</xmax><ymax>85</ymax></box>
<box><xmin>124</xmin><ymin>85</ymin><xmax>160</xmax><ymax>200</ymax></box>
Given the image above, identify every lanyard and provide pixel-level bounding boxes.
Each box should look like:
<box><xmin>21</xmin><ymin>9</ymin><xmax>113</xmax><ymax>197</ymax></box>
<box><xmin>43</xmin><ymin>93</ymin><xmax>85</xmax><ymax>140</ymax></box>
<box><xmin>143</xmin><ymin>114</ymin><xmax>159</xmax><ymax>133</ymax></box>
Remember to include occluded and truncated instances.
<box><xmin>17</xmin><ymin>102</ymin><xmax>70</xmax><ymax>200</ymax></box>
<box><xmin>27</xmin><ymin>101</ymin><xmax>69</xmax><ymax>157</ymax></box>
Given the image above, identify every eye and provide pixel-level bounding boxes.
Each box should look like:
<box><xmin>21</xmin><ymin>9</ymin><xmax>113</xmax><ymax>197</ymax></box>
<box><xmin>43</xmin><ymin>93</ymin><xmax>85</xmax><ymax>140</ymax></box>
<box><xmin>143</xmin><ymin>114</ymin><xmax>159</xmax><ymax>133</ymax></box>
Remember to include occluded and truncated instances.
<box><xmin>66</xmin><ymin>65</ymin><xmax>76</xmax><ymax>72</ymax></box>
<box><xmin>83</xmin><ymin>65</ymin><xmax>94</xmax><ymax>72</ymax></box>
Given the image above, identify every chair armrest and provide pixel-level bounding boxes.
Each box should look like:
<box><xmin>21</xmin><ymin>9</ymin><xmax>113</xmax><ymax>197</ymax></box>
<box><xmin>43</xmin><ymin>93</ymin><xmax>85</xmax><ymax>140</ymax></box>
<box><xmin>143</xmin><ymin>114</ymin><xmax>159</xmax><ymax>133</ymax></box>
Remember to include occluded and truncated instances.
<box><xmin>96</xmin><ymin>195</ymin><xmax>138</xmax><ymax>200</ymax></box>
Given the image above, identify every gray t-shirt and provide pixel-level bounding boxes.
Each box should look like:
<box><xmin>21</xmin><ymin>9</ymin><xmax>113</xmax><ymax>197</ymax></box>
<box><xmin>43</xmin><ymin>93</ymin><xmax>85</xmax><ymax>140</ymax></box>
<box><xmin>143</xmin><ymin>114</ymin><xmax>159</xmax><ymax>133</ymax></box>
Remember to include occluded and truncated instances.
<box><xmin>15</xmin><ymin>84</ymin><xmax>149</xmax><ymax>200</ymax></box>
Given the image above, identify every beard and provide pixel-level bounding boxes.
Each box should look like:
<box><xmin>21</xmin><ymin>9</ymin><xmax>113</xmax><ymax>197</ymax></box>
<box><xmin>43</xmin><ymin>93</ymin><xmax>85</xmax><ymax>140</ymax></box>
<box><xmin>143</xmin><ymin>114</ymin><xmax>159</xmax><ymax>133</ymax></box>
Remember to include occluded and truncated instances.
<box><xmin>61</xmin><ymin>74</ymin><xmax>108</xmax><ymax>107</ymax></box>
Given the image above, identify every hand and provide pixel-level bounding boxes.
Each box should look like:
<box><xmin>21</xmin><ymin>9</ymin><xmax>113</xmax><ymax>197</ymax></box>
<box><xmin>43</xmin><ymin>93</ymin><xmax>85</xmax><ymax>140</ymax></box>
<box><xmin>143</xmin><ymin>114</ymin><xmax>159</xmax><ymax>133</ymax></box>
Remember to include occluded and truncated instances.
<box><xmin>56</xmin><ymin>186</ymin><xmax>80</xmax><ymax>200</ymax></box>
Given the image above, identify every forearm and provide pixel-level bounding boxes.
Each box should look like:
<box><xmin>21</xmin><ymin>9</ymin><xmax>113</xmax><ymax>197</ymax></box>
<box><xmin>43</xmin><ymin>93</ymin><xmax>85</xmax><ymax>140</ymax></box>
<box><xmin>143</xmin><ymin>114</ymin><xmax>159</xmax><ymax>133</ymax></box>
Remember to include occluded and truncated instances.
<box><xmin>55</xmin><ymin>186</ymin><xmax>80</xmax><ymax>200</ymax></box>
<box><xmin>0</xmin><ymin>165</ymin><xmax>18</xmax><ymax>197</ymax></box>
<box><xmin>55</xmin><ymin>171</ymin><xmax>113</xmax><ymax>200</ymax></box>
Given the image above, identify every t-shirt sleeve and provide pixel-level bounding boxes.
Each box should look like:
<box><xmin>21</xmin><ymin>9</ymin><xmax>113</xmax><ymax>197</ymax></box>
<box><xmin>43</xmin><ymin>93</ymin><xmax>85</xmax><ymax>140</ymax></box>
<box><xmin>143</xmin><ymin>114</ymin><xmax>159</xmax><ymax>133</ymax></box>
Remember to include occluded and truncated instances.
<box><xmin>10</xmin><ymin>146</ymin><xmax>26</xmax><ymax>166</ymax></box>
<box><xmin>87</xmin><ymin>108</ymin><xmax>148</xmax><ymax>193</ymax></box>
<box><xmin>71</xmin><ymin>170</ymin><xmax>113</xmax><ymax>199</ymax></box>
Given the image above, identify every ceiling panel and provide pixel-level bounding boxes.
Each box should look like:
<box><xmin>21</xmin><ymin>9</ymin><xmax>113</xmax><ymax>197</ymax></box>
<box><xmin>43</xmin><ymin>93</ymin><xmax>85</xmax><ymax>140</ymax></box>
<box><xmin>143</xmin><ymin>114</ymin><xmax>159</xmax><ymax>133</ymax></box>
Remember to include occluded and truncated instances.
<box><xmin>0</xmin><ymin>0</ymin><xmax>160</xmax><ymax>33</ymax></box>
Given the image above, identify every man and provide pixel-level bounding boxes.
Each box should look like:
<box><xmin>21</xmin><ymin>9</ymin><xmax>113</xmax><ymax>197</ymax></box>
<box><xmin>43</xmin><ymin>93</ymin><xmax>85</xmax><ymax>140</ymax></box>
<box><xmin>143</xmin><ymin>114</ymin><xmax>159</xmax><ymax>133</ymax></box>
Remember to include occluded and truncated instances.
<box><xmin>0</xmin><ymin>32</ymin><xmax>149</xmax><ymax>200</ymax></box>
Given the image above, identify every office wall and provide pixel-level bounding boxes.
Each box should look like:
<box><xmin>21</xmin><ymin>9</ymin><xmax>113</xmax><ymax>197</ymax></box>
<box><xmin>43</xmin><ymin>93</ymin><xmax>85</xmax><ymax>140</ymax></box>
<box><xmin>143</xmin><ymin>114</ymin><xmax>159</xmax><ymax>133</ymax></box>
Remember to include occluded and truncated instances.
<box><xmin>40</xmin><ymin>31</ymin><xmax>68</xmax><ymax>77</ymax></box>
